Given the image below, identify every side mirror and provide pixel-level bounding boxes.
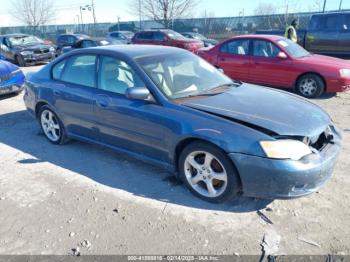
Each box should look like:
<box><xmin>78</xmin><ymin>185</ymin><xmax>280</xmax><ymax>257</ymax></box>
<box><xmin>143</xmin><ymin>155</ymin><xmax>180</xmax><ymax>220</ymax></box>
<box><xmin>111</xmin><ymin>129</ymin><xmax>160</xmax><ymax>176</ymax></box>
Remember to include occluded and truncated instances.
<box><xmin>217</xmin><ymin>68</ymin><xmax>224</xmax><ymax>73</ymax></box>
<box><xmin>0</xmin><ymin>44</ymin><xmax>9</xmax><ymax>52</ymax></box>
<box><xmin>277</xmin><ymin>51</ymin><xmax>288</xmax><ymax>59</ymax></box>
<box><xmin>126</xmin><ymin>87</ymin><xmax>151</xmax><ymax>101</ymax></box>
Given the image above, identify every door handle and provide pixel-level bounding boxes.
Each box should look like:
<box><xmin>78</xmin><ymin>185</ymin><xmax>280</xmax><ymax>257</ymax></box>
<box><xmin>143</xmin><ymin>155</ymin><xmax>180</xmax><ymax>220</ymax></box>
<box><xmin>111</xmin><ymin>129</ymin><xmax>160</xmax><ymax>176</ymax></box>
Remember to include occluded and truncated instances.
<box><xmin>53</xmin><ymin>90</ymin><xmax>61</xmax><ymax>96</ymax></box>
<box><xmin>95</xmin><ymin>94</ymin><xmax>111</xmax><ymax>108</ymax></box>
<box><xmin>219</xmin><ymin>57</ymin><xmax>226</xmax><ymax>62</ymax></box>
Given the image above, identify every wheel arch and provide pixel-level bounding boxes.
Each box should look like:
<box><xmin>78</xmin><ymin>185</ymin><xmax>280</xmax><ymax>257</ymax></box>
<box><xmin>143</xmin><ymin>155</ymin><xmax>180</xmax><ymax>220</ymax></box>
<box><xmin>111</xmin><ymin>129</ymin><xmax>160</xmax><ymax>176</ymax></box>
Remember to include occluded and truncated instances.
<box><xmin>294</xmin><ymin>72</ymin><xmax>327</xmax><ymax>92</ymax></box>
<box><xmin>173</xmin><ymin>137</ymin><xmax>243</xmax><ymax>190</ymax></box>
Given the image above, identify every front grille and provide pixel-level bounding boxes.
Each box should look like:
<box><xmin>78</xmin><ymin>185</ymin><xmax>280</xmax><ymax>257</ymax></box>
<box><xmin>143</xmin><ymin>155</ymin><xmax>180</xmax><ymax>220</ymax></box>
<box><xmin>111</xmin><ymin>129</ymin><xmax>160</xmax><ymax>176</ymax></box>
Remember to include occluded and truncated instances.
<box><xmin>34</xmin><ymin>48</ymin><xmax>49</xmax><ymax>54</ymax></box>
<box><xmin>0</xmin><ymin>74</ymin><xmax>11</xmax><ymax>83</ymax></box>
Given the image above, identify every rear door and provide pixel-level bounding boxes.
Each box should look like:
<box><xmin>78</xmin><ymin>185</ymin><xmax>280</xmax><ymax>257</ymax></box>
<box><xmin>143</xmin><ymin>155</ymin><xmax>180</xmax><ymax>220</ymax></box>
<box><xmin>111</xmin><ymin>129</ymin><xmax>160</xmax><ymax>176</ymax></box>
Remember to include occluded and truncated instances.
<box><xmin>250</xmin><ymin>39</ymin><xmax>292</xmax><ymax>88</ymax></box>
<box><xmin>216</xmin><ymin>39</ymin><xmax>252</xmax><ymax>82</ymax></box>
<box><xmin>306</xmin><ymin>14</ymin><xmax>342</xmax><ymax>54</ymax></box>
<box><xmin>51</xmin><ymin>54</ymin><xmax>98</xmax><ymax>139</ymax></box>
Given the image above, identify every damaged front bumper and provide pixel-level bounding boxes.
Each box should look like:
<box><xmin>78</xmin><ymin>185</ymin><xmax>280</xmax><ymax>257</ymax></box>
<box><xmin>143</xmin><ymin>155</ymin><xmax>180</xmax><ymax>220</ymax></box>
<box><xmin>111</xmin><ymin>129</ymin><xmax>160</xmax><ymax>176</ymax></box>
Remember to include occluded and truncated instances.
<box><xmin>229</xmin><ymin>133</ymin><xmax>342</xmax><ymax>199</ymax></box>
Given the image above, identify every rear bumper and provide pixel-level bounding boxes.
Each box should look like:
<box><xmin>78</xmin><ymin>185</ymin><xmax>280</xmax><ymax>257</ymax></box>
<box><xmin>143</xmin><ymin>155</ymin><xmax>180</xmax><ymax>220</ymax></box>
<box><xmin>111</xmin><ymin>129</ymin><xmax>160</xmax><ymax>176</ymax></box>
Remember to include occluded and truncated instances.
<box><xmin>229</xmin><ymin>134</ymin><xmax>342</xmax><ymax>199</ymax></box>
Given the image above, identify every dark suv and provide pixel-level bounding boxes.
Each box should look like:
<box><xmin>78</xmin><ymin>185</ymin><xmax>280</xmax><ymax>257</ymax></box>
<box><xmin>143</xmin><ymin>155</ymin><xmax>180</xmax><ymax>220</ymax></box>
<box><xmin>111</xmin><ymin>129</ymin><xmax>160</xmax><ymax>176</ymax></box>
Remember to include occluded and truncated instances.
<box><xmin>56</xmin><ymin>34</ymin><xmax>90</xmax><ymax>55</ymax></box>
<box><xmin>0</xmin><ymin>34</ymin><xmax>56</xmax><ymax>66</ymax></box>
<box><xmin>131</xmin><ymin>29</ymin><xmax>203</xmax><ymax>52</ymax></box>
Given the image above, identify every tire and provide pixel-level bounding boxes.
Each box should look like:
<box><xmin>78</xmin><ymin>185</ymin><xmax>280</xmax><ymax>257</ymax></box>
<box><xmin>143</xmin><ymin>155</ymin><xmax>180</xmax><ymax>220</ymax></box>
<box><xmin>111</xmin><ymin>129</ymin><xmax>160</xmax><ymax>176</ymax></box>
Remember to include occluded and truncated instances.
<box><xmin>178</xmin><ymin>141</ymin><xmax>241</xmax><ymax>203</ymax></box>
<box><xmin>296</xmin><ymin>74</ymin><xmax>325</xmax><ymax>98</ymax></box>
<box><xmin>15</xmin><ymin>55</ymin><xmax>26</xmax><ymax>67</ymax></box>
<box><xmin>38</xmin><ymin>105</ymin><xmax>67</xmax><ymax>145</ymax></box>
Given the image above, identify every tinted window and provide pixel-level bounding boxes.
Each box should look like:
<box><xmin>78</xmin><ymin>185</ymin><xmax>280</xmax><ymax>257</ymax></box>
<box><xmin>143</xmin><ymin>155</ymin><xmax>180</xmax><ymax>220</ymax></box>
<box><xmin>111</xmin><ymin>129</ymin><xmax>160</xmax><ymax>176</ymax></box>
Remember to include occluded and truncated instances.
<box><xmin>110</xmin><ymin>33</ymin><xmax>119</xmax><ymax>38</ymax></box>
<box><xmin>137</xmin><ymin>32</ymin><xmax>152</xmax><ymax>40</ymax></box>
<box><xmin>82</xmin><ymin>40</ymin><xmax>97</xmax><ymax>48</ymax></box>
<box><xmin>66</xmin><ymin>36</ymin><xmax>76</xmax><ymax>45</ymax></box>
<box><xmin>253</xmin><ymin>40</ymin><xmax>280</xmax><ymax>57</ymax></box>
<box><xmin>309</xmin><ymin>15</ymin><xmax>342</xmax><ymax>31</ymax></box>
<box><xmin>153</xmin><ymin>32</ymin><xmax>165</xmax><ymax>41</ymax></box>
<box><xmin>61</xmin><ymin>55</ymin><xmax>96</xmax><ymax>87</ymax></box>
<box><xmin>52</xmin><ymin>60</ymin><xmax>67</xmax><ymax>80</ymax></box>
<box><xmin>99</xmin><ymin>56</ymin><xmax>144</xmax><ymax>95</ymax></box>
<box><xmin>220</xmin><ymin>39</ymin><xmax>249</xmax><ymax>55</ymax></box>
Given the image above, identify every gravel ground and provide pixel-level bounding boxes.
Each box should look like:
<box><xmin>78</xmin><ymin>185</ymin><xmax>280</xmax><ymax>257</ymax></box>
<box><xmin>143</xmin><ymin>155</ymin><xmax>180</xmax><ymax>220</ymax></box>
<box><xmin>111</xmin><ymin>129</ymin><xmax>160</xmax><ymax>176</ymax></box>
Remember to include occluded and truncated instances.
<box><xmin>0</xmin><ymin>65</ymin><xmax>349</xmax><ymax>256</ymax></box>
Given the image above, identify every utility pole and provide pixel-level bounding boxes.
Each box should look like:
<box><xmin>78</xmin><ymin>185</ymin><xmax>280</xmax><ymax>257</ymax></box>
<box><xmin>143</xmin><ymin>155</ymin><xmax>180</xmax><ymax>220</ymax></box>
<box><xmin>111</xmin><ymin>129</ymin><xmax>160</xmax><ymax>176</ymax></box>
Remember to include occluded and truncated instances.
<box><xmin>323</xmin><ymin>0</ymin><xmax>327</xmax><ymax>13</ymax></box>
<box><xmin>79</xmin><ymin>6</ymin><xmax>84</xmax><ymax>32</ymax></box>
<box><xmin>339</xmin><ymin>0</ymin><xmax>343</xmax><ymax>10</ymax></box>
<box><xmin>117</xmin><ymin>16</ymin><xmax>121</xmax><ymax>31</ymax></box>
<box><xmin>91</xmin><ymin>0</ymin><xmax>97</xmax><ymax>35</ymax></box>
<box><xmin>138</xmin><ymin>0</ymin><xmax>142</xmax><ymax>31</ymax></box>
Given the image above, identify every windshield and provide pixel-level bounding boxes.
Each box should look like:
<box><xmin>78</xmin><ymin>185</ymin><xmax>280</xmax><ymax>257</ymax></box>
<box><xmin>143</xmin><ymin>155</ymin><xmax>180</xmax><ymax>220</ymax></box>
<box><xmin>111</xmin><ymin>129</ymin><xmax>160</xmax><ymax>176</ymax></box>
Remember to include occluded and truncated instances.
<box><xmin>277</xmin><ymin>39</ymin><xmax>310</xmax><ymax>58</ymax></box>
<box><xmin>9</xmin><ymin>35</ymin><xmax>43</xmax><ymax>46</ymax></box>
<box><xmin>165</xmin><ymin>30</ymin><xmax>187</xmax><ymax>40</ymax></box>
<box><xmin>137</xmin><ymin>51</ymin><xmax>235</xmax><ymax>99</ymax></box>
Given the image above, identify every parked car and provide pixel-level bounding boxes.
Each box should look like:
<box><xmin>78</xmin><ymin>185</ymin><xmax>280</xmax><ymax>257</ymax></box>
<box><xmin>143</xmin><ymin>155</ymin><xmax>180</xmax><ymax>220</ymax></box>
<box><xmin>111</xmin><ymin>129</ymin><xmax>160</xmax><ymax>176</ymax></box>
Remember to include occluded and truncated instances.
<box><xmin>0</xmin><ymin>59</ymin><xmax>25</xmax><ymax>95</ymax></box>
<box><xmin>198</xmin><ymin>35</ymin><xmax>350</xmax><ymax>98</ymax></box>
<box><xmin>23</xmin><ymin>45</ymin><xmax>341</xmax><ymax>203</ymax></box>
<box><xmin>0</xmin><ymin>34</ymin><xmax>56</xmax><ymax>66</ymax></box>
<box><xmin>56</xmin><ymin>34</ymin><xmax>90</xmax><ymax>55</ymax></box>
<box><xmin>256</xmin><ymin>11</ymin><xmax>350</xmax><ymax>57</ymax></box>
<box><xmin>131</xmin><ymin>29</ymin><xmax>204</xmax><ymax>52</ymax></box>
<box><xmin>61</xmin><ymin>38</ymin><xmax>104</xmax><ymax>54</ymax></box>
<box><xmin>182</xmin><ymin>32</ymin><xmax>218</xmax><ymax>47</ymax></box>
<box><xmin>107</xmin><ymin>31</ymin><xmax>134</xmax><ymax>44</ymax></box>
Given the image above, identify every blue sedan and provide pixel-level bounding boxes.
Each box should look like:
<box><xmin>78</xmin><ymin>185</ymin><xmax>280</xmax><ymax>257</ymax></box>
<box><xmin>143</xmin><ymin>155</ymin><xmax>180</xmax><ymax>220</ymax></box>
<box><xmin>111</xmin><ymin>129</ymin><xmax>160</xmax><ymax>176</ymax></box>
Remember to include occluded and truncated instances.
<box><xmin>0</xmin><ymin>60</ymin><xmax>25</xmax><ymax>95</ymax></box>
<box><xmin>23</xmin><ymin>45</ymin><xmax>342</xmax><ymax>203</ymax></box>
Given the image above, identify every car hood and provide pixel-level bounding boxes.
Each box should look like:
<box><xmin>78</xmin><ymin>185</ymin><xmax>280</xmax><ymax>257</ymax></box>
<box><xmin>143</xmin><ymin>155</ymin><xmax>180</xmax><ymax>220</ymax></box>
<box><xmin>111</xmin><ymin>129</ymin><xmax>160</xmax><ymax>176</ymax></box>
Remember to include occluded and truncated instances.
<box><xmin>297</xmin><ymin>54</ymin><xmax>350</xmax><ymax>68</ymax></box>
<box><xmin>183</xmin><ymin>84</ymin><xmax>331</xmax><ymax>137</ymax></box>
<box><xmin>0</xmin><ymin>60</ymin><xmax>18</xmax><ymax>74</ymax></box>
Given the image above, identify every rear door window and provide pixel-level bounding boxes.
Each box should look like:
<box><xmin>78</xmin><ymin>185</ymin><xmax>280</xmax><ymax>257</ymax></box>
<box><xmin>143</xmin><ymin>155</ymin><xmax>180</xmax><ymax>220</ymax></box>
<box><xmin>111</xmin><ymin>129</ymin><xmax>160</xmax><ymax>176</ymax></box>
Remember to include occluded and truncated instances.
<box><xmin>60</xmin><ymin>55</ymin><xmax>97</xmax><ymax>87</ymax></box>
<box><xmin>220</xmin><ymin>39</ymin><xmax>250</xmax><ymax>55</ymax></box>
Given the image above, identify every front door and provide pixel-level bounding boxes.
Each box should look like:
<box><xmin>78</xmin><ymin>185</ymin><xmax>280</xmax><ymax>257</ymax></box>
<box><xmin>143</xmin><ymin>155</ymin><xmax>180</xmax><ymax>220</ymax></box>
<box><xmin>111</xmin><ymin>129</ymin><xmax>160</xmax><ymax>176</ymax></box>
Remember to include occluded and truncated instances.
<box><xmin>93</xmin><ymin>55</ymin><xmax>167</xmax><ymax>162</ymax></box>
<box><xmin>216</xmin><ymin>39</ymin><xmax>252</xmax><ymax>82</ymax></box>
<box><xmin>250</xmin><ymin>39</ymin><xmax>292</xmax><ymax>88</ymax></box>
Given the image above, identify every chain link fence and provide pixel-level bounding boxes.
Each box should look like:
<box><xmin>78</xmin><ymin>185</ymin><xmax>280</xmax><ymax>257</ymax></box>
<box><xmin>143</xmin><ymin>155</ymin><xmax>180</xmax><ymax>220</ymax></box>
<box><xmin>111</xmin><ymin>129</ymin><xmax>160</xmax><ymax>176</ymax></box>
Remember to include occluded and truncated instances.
<box><xmin>0</xmin><ymin>11</ymin><xmax>318</xmax><ymax>42</ymax></box>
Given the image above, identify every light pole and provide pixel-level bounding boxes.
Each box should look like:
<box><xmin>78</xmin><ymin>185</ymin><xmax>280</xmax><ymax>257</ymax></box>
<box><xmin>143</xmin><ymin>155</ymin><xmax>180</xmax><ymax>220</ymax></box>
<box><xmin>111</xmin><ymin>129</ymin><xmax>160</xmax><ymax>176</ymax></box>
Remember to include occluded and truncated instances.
<box><xmin>323</xmin><ymin>0</ymin><xmax>327</xmax><ymax>13</ymax></box>
<box><xmin>80</xmin><ymin>3</ymin><xmax>96</xmax><ymax>35</ymax></box>
<box><xmin>138</xmin><ymin>0</ymin><xmax>142</xmax><ymax>31</ymax></box>
<box><xmin>117</xmin><ymin>16</ymin><xmax>121</xmax><ymax>31</ymax></box>
<box><xmin>79</xmin><ymin>6</ymin><xmax>85</xmax><ymax>32</ymax></box>
<box><xmin>339</xmin><ymin>0</ymin><xmax>343</xmax><ymax>10</ymax></box>
<box><xmin>75</xmin><ymin>14</ymin><xmax>81</xmax><ymax>32</ymax></box>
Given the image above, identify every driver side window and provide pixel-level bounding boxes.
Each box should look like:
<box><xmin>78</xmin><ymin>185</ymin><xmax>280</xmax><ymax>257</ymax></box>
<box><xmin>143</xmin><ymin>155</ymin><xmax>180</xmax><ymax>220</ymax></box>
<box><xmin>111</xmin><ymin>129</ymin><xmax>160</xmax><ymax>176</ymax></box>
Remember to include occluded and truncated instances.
<box><xmin>98</xmin><ymin>56</ymin><xmax>144</xmax><ymax>95</ymax></box>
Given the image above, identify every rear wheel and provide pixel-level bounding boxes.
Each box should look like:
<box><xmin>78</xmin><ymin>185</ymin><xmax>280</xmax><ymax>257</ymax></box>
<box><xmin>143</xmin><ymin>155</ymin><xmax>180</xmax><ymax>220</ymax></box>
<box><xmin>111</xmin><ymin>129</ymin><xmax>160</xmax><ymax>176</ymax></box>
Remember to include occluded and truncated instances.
<box><xmin>296</xmin><ymin>74</ymin><xmax>325</xmax><ymax>98</ymax></box>
<box><xmin>39</xmin><ymin>106</ymin><xmax>67</xmax><ymax>144</ymax></box>
<box><xmin>178</xmin><ymin>141</ymin><xmax>240</xmax><ymax>203</ymax></box>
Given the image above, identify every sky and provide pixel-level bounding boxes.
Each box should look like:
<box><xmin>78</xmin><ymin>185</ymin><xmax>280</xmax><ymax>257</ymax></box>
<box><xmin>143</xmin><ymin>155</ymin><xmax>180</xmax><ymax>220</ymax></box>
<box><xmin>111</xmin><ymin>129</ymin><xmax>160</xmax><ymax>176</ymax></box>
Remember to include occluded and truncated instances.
<box><xmin>0</xmin><ymin>0</ymin><xmax>349</xmax><ymax>27</ymax></box>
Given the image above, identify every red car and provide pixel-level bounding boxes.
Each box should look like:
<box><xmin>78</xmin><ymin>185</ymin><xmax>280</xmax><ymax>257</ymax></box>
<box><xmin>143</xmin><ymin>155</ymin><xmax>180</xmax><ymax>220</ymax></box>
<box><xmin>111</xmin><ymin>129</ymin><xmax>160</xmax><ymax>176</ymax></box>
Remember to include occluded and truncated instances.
<box><xmin>198</xmin><ymin>35</ymin><xmax>350</xmax><ymax>98</ymax></box>
<box><xmin>131</xmin><ymin>29</ymin><xmax>203</xmax><ymax>53</ymax></box>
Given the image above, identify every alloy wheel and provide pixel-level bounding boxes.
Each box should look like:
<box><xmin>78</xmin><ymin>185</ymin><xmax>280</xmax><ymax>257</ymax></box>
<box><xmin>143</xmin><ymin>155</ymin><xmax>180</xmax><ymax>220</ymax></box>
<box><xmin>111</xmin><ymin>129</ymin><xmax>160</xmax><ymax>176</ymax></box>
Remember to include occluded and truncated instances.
<box><xmin>40</xmin><ymin>110</ymin><xmax>61</xmax><ymax>142</ymax></box>
<box><xmin>184</xmin><ymin>151</ymin><xmax>228</xmax><ymax>198</ymax></box>
<box><xmin>299</xmin><ymin>78</ymin><xmax>318</xmax><ymax>97</ymax></box>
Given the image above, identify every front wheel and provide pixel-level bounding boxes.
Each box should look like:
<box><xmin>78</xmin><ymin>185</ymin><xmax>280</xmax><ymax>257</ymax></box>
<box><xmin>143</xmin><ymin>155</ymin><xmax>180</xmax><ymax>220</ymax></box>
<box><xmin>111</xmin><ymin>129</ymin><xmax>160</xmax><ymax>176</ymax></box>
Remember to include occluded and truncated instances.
<box><xmin>178</xmin><ymin>141</ymin><xmax>241</xmax><ymax>203</ymax></box>
<box><xmin>39</xmin><ymin>106</ymin><xmax>67</xmax><ymax>144</ymax></box>
<box><xmin>296</xmin><ymin>74</ymin><xmax>325</xmax><ymax>98</ymax></box>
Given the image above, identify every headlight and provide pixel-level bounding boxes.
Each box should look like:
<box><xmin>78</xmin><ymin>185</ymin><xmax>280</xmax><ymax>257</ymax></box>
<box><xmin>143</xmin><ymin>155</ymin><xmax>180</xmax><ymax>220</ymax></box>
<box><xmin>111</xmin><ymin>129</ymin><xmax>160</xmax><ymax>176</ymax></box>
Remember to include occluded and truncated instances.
<box><xmin>49</xmin><ymin>47</ymin><xmax>55</xmax><ymax>52</ymax></box>
<box><xmin>339</xmin><ymin>69</ymin><xmax>350</xmax><ymax>78</ymax></box>
<box><xmin>20</xmin><ymin>51</ymin><xmax>33</xmax><ymax>56</ymax></box>
<box><xmin>260</xmin><ymin>140</ymin><xmax>312</xmax><ymax>161</ymax></box>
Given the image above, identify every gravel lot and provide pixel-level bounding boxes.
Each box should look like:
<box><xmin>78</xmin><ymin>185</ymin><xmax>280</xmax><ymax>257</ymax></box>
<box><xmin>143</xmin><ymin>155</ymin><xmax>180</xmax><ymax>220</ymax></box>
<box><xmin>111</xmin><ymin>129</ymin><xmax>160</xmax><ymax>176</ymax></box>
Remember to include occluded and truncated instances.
<box><xmin>0</xmin><ymin>65</ymin><xmax>349</xmax><ymax>256</ymax></box>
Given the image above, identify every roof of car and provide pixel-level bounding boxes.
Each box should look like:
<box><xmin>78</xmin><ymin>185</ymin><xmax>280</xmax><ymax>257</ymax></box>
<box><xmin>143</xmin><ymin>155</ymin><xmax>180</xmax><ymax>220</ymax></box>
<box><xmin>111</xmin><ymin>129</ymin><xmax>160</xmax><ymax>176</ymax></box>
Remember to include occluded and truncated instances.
<box><xmin>73</xmin><ymin>45</ymin><xmax>186</xmax><ymax>59</ymax></box>
<box><xmin>230</xmin><ymin>34</ymin><xmax>285</xmax><ymax>41</ymax></box>
<box><xmin>1</xmin><ymin>33</ymin><xmax>29</xmax><ymax>37</ymax></box>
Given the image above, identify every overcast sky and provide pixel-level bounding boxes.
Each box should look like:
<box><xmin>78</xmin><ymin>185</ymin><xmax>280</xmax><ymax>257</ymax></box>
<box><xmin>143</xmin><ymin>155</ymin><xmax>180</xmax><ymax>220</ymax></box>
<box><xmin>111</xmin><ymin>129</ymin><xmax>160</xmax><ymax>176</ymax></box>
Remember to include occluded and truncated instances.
<box><xmin>0</xmin><ymin>0</ymin><xmax>349</xmax><ymax>27</ymax></box>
